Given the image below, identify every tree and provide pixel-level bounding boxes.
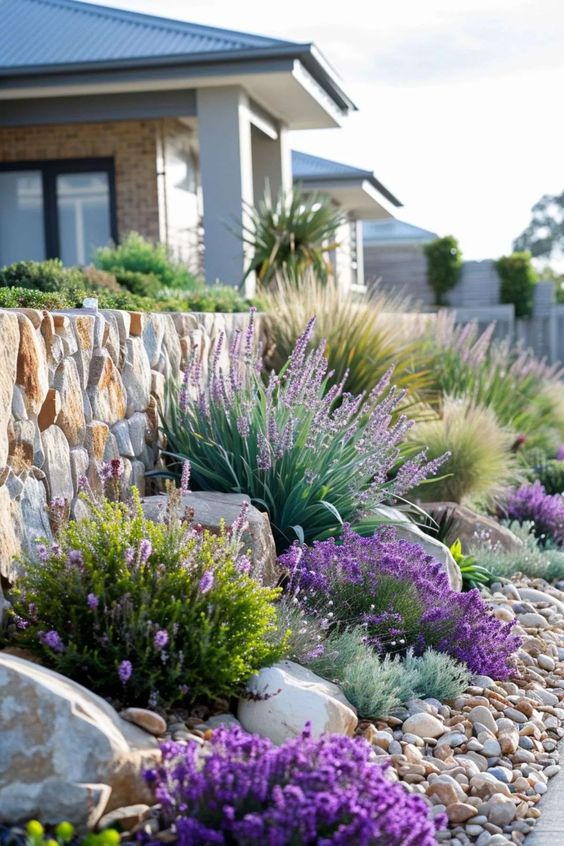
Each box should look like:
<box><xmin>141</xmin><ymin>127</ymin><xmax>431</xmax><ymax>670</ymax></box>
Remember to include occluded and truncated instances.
<box><xmin>514</xmin><ymin>190</ymin><xmax>564</xmax><ymax>259</ymax></box>
<box><xmin>496</xmin><ymin>252</ymin><xmax>538</xmax><ymax>319</ymax></box>
<box><xmin>424</xmin><ymin>235</ymin><xmax>463</xmax><ymax>306</ymax></box>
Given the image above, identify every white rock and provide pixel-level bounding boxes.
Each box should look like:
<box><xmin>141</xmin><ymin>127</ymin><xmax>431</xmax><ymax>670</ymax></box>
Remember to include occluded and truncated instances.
<box><xmin>0</xmin><ymin>654</ymin><xmax>160</xmax><ymax>829</ymax></box>
<box><xmin>468</xmin><ymin>705</ymin><xmax>498</xmax><ymax>736</ymax></box>
<box><xmin>402</xmin><ymin>712</ymin><xmax>446</xmax><ymax>739</ymax></box>
<box><xmin>373</xmin><ymin>504</ymin><xmax>462</xmax><ymax>590</ymax></box>
<box><xmin>517</xmin><ymin>612</ymin><xmax>550</xmax><ymax>628</ymax></box>
<box><xmin>237</xmin><ymin>660</ymin><xmax>357</xmax><ymax>745</ymax></box>
<box><xmin>485</xmin><ymin>794</ymin><xmax>516</xmax><ymax>826</ymax></box>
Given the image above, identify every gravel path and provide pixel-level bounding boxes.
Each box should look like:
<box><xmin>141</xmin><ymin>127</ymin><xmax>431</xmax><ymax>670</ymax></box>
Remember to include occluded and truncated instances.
<box><xmin>525</xmin><ymin>739</ymin><xmax>564</xmax><ymax>845</ymax></box>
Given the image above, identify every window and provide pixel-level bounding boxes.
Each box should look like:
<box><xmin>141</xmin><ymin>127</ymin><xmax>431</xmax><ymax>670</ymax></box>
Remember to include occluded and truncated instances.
<box><xmin>0</xmin><ymin>158</ymin><xmax>117</xmax><ymax>266</ymax></box>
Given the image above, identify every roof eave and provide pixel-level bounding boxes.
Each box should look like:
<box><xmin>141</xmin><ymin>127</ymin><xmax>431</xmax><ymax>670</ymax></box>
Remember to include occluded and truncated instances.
<box><xmin>295</xmin><ymin>172</ymin><xmax>402</xmax><ymax>208</ymax></box>
<box><xmin>0</xmin><ymin>41</ymin><xmax>356</xmax><ymax>115</ymax></box>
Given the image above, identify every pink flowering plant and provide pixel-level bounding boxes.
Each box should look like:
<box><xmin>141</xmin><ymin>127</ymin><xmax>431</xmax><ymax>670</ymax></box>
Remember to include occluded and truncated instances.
<box><xmin>144</xmin><ymin>723</ymin><xmax>445</xmax><ymax>846</ymax></box>
<box><xmin>2</xmin><ymin>486</ymin><xmax>286</xmax><ymax>707</ymax></box>
<box><xmin>279</xmin><ymin>526</ymin><xmax>521</xmax><ymax>679</ymax></box>
<box><xmin>161</xmin><ymin>310</ymin><xmax>445</xmax><ymax>551</ymax></box>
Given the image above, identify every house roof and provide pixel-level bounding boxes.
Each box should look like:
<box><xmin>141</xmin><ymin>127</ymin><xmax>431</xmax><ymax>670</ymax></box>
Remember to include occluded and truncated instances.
<box><xmin>363</xmin><ymin>219</ymin><xmax>438</xmax><ymax>246</ymax></box>
<box><xmin>0</xmin><ymin>0</ymin><xmax>294</xmax><ymax>68</ymax></box>
<box><xmin>292</xmin><ymin>150</ymin><xmax>401</xmax><ymax>208</ymax></box>
<box><xmin>0</xmin><ymin>0</ymin><xmax>355</xmax><ymax>126</ymax></box>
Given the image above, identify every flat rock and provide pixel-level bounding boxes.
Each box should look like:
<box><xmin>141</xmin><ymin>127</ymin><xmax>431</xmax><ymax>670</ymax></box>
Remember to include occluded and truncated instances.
<box><xmin>424</xmin><ymin>502</ymin><xmax>523</xmax><ymax>554</ymax></box>
<box><xmin>0</xmin><ymin>312</ymin><xmax>20</xmax><ymax>465</ymax></box>
<box><xmin>121</xmin><ymin>707</ymin><xmax>166</xmax><ymax>737</ymax></box>
<box><xmin>0</xmin><ymin>653</ymin><xmax>160</xmax><ymax>829</ymax></box>
<box><xmin>237</xmin><ymin>660</ymin><xmax>357</xmax><ymax>745</ymax></box>
<box><xmin>41</xmin><ymin>424</ymin><xmax>73</xmax><ymax>503</ymax></box>
<box><xmin>142</xmin><ymin>491</ymin><xmax>278</xmax><ymax>586</ymax></box>
<box><xmin>468</xmin><ymin>705</ymin><xmax>498</xmax><ymax>736</ymax></box>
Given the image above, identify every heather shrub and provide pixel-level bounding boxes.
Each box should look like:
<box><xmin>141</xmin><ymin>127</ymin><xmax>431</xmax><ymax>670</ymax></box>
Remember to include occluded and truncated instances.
<box><xmin>260</xmin><ymin>273</ymin><xmax>431</xmax><ymax>402</ymax></box>
<box><xmin>3</xmin><ymin>487</ymin><xmax>285</xmax><ymax>708</ymax></box>
<box><xmin>94</xmin><ymin>231</ymin><xmax>200</xmax><ymax>290</ymax></box>
<box><xmin>279</xmin><ymin>526</ymin><xmax>521</xmax><ymax>678</ymax></box>
<box><xmin>161</xmin><ymin>310</ymin><xmax>445</xmax><ymax>551</ymax></box>
<box><xmin>409</xmin><ymin>397</ymin><xmax>517</xmax><ymax>504</ymax></box>
<box><xmin>498</xmin><ymin>481</ymin><xmax>564</xmax><ymax>547</ymax></box>
<box><xmin>144</xmin><ymin>724</ymin><xmax>445</xmax><ymax>845</ymax></box>
<box><xmin>470</xmin><ymin>522</ymin><xmax>564</xmax><ymax>582</ymax></box>
<box><xmin>305</xmin><ymin>629</ymin><xmax>470</xmax><ymax>718</ymax></box>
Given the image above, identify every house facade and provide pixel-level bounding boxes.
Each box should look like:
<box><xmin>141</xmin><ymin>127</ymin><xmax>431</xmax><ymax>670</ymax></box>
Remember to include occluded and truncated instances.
<box><xmin>363</xmin><ymin>219</ymin><xmax>438</xmax><ymax>302</ymax></box>
<box><xmin>292</xmin><ymin>150</ymin><xmax>402</xmax><ymax>290</ymax></box>
<box><xmin>0</xmin><ymin>0</ymin><xmax>356</xmax><ymax>292</ymax></box>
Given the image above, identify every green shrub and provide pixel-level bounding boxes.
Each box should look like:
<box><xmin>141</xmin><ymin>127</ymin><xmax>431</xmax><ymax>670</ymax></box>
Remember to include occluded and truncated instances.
<box><xmin>260</xmin><ymin>273</ymin><xmax>431</xmax><ymax>402</ymax></box>
<box><xmin>496</xmin><ymin>251</ymin><xmax>538</xmax><ymax>319</ymax></box>
<box><xmin>409</xmin><ymin>397</ymin><xmax>518</xmax><ymax>504</ymax></box>
<box><xmin>424</xmin><ymin>235</ymin><xmax>462</xmax><ymax>306</ymax></box>
<box><xmin>0</xmin><ymin>286</ymin><xmax>74</xmax><ymax>311</ymax></box>
<box><xmin>241</xmin><ymin>187</ymin><xmax>344</xmax><ymax>288</ymax></box>
<box><xmin>470</xmin><ymin>521</ymin><xmax>564</xmax><ymax>582</ymax></box>
<box><xmin>529</xmin><ymin>459</ymin><xmax>564</xmax><ymax>494</ymax></box>
<box><xmin>113</xmin><ymin>268</ymin><xmax>162</xmax><ymax>298</ymax></box>
<box><xmin>305</xmin><ymin>629</ymin><xmax>470</xmax><ymax>718</ymax></box>
<box><xmin>449</xmin><ymin>538</ymin><xmax>493</xmax><ymax>591</ymax></box>
<box><xmin>0</xmin><ymin>258</ymin><xmax>85</xmax><ymax>292</ymax></box>
<box><xmin>161</xmin><ymin>312</ymin><xmax>443</xmax><ymax>551</ymax></box>
<box><xmin>3</xmin><ymin>487</ymin><xmax>285</xmax><ymax>708</ymax></box>
<box><xmin>25</xmin><ymin>819</ymin><xmax>120</xmax><ymax>846</ymax></box>
<box><xmin>154</xmin><ymin>284</ymin><xmax>253</xmax><ymax>314</ymax></box>
<box><xmin>94</xmin><ymin>232</ymin><xmax>200</xmax><ymax>291</ymax></box>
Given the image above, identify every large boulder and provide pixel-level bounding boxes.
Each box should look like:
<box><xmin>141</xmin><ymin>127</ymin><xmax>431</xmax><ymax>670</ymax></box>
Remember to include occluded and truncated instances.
<box><xmin>0</xmin><ymin>654</ymin><xmax>160</xmax><ymax>829</ymax></box>
<box><xmin>237</xmin><ymin>660</ymin><xmax>357</xmax><ymax>744</ymax></box>
<box><xmin>375</xmin><ymin>504</ymin><xmax>462</xmax><ymax>590</ymax></box>
<box><xmin>423</xmin><ymin>502</ymin><xmax>524</xmax><ymax>554</ymax></box>
<box><xmin>141</xmin><ymin>491</ymin><xmax>278</xmax><ymax>586</ymax></box>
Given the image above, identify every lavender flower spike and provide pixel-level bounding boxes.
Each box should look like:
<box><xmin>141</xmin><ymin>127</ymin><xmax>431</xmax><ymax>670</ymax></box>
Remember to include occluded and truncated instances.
<box><xmin>198</xmin><ymin>570</ymin><xmax>214</xmax><ymax>594</ymax></box>
<box><xmin>118</xmin><ymin>660</ymin><xmax>133</xmax><ymax>684</ymax></box>
<box><xmin>180</xmin><ymin>460</ymin><xmax>191</xmax><ymax>495</ymax></box>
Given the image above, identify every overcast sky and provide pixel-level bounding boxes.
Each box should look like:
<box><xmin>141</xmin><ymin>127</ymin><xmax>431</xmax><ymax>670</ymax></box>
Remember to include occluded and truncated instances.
<box><xmin>87</xmin><ymin>0</ymin><xmax>564</xmax><ymax>259</ymax></box>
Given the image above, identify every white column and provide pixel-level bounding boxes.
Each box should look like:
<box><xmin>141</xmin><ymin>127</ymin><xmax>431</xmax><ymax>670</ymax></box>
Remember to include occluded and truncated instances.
<box><xmin>197</xmin><ymin>86</ymin><xmax>255</xmax><ymax>292</ymax></box>
<box><xmin>251</xmin><ymin>124</ymin><xmax>292</xmax><ymax>206</ymax></box>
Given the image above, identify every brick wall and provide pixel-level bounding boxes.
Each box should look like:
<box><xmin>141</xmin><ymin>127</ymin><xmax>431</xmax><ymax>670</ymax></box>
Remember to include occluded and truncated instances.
<box><xmin>0</xmin><ymin>120</ymin><xmax>161</xmax><ymax>242</ymax></box>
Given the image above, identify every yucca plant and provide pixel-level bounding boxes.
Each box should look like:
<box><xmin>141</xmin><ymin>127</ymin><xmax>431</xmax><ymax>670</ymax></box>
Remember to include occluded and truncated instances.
<box><xmin>160</xmin><ymin>310</ymin><xmax>444</xmax><ymax>551</ymax></box>
<box><xmin>241</xmin><ymin>187</ymin><xmax>345</xmax><ymax>288</ymax></box>
<box><xmin>260</xmin><ymin>273</ymin><xmax>432</xmax><ymax>405</ymax></box>
<box><xmin>409</xmin><ymin>397</ymin><xmax>519</xmax><ymax>505</ymax></box>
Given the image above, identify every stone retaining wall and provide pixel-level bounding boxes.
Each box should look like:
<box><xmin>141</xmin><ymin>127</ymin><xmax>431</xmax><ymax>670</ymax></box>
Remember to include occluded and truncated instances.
<box><xmin>0</xmin><ymin>306</ymin><xmax>249</xmax><ymax>582</ymax></box>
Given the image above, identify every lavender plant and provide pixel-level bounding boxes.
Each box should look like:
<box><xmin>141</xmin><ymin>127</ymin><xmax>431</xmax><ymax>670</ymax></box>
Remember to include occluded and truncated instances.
<box><xmin>499</xmin><ymin>481</ymin><xmax>564</xmax><ymax>547</ymax></box>
<box><xmin>423</xmin><ymin>312</ymin><xmax>564</xmax><ymax>453</ymax></box>
<box><xmin>144</xmin><ymin>724</ymin><xmax>445</xmax><ymax>845</ymax></box>
<box><xmin>2</xmin><ymin>486</ymin><xmax>286</xmax><ymax>707</ymax></box>
<box><xmin>161</xmin><ymin>310</ymin><xmax>444</xmax><ymax>551</ymax></box>
<box><xmin>279</xmin><ymin>526</ymin><xmax>521</xmax><ymax>679</ymax></box>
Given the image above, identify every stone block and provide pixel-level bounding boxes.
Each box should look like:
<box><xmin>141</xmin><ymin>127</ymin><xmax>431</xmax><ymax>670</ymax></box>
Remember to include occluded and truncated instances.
<box><xmin>41</xmin><ymin>424</ymin><xmax>73</xmax><ymax>503</ymax></box>
<box><xmin>121</xmin><ymin>338</ymin><xmax>151</xmax><ymax>417</ymax></box>
<box><xmin>16</xmin><ymin>314</ymin><xmax>49</xmax><ymax>416</ymax></box>
<box><xmin>54</xmin><ymin>357</ymin><xmax>86</xmax><ymax>447</ymax></box>
<box><xmin>87</xmin><ymin>351</ymin><xmax>127</xmax><ymax>425</ymax></box>
<box><xmin>38</xmin><ymin>388</ymin><xmax>61</xmax><ymax>432</ymax></box>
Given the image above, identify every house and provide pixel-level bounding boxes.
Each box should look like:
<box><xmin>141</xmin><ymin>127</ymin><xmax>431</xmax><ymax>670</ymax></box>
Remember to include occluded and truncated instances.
<box><xmin>292</xmin><ymin>150</ymin><xmax>402</xmax><ymax>290</ymax></box>
<box><xmin>0</xmin><ymin>0</ymin><xmax>356</xmax><ymax>293</ymax></box>
<box><xmin>363</xmin><ymin>219</ymin><xmax>438</xmax><ymax>303</ymax></box>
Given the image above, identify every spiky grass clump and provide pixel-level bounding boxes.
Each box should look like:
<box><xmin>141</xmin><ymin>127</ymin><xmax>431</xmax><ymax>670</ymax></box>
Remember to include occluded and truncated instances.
<box><xmin>410</xmin><ymin>397</ymin><xmax>518</xmax><ymax>504</ymax></box>
<box><xmin>260</xmin><ymin>273</ymin><xmax>431</xmax><ymax>403</ymax></box>
<box><xmin>470</xmin><ymin>522</ymin><xmax>564</xmax><ymax>582</ymax></box>
<box><xmin>304</xmin><ymin>629</ymin><xmax>470</xmax><ymax>718</ymax></box>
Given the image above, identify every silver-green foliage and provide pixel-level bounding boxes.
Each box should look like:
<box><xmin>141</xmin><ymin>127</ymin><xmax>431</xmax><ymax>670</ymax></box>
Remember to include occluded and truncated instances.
<box><xmin>471</xmin><ymin>522</ymin><xmax>564</xmax><ymax>582</ymax></box>
<box><xmin>304</xmin><ymin>629</ymin><xmax>470</xmax><ymax>718</ymax></box>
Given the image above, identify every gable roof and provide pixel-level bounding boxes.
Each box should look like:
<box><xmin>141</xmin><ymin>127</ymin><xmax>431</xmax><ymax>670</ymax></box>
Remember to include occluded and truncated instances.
<box><xmin>363</xmin><ymin>219</ymin><xmax>438</xmax><ymax>245</ymax></box>
<box><xmin>0</xmin><ymin>0</ymin><xmax>293</xmax><ymax>69</ymax></box>
<box><xmin>292</xmin><ymin>150</ymin><xmax>401</xmax><ymax>208</ymax></box>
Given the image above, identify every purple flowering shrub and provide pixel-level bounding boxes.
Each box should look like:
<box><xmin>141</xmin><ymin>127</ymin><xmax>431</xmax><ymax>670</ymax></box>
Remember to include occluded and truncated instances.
<box><xmin>279</xmin><ymin>526</ymin><xmax>521</xmax><ymax>679</ymax></box>
<box><xmin>3</xmin><ymin>487</ymin><xmax>286</xmax><ymax>707</ymax></box>
<box><xmin>162</xmin><ymin>309</ymin><xmax>445</xmax><ymax>551</ymax></box>
<box><xmin>144</xmin><ymin>724</ymin><xmax>445</xmax><ymax>846</ymax></box>
<box><xmin>501</xmin><ymin>481</ymin><xmax>564</xmax><ymax>547</ymax></box>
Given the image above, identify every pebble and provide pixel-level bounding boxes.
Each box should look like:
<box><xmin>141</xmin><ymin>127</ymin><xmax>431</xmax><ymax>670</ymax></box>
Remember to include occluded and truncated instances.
<box><xmin>468</xmin><ymin>706</ymin><xmax>499</xmax><ymax>735</ymax></box>
<box><xmin>538</xmin><ymin>654</ymin><xmax>556</xmax><ymax>671</ymax></box>
<box><xmin>517</xmin><ymin>612</ymin><xmax>550</xmax><ymax>628</ymax></box>
<box><xmin>121</xmin><ymin>707</ymin><xmax>167</xmax><ymax>736</ymax></box>
<box><xmin>447</xmin><ymin>803</ymin><xmax>479</xmax><ymax>824</ymax></box>
<box><xmin>402</xmin><ymin>712</ymin><xmax>446</xmax><ymax>739</ymax></box>
<box><xmin>485</xmin><ymin>795</ymin><xmax>516</xmax><ymax>826</ymax></box>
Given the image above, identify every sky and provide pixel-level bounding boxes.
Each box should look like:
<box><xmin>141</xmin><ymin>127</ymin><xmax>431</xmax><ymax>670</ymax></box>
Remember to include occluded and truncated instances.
<box><xmin>86</xmin><ymin>0</ymin><xmax>564</xmax><ymax>260</ymax></box>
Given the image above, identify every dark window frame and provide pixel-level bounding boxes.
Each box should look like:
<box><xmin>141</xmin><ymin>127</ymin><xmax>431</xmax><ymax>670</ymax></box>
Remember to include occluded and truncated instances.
<box><xmin>0</xmin><ymin>157</ymin><xmax>118</xmax><ymax>262</ymax></box>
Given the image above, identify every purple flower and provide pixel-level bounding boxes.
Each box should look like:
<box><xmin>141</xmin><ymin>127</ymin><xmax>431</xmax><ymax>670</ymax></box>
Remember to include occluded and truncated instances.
<box><xmin>118</xmin><ymin>660</ymin><xmax>133</xmax><ymax>684</ymax></box>
<box><xmin>99</xmin><ymin>458</ymin><xmax>123</xmax><ymax>482</ymax></box>
<box><xmin>501</xmin><ymin>481</ymin><xmax>564</xmax><ymax>547</ymax></box>
<box><xmin>180</xmin><ymin>460</ymin><xmax>191</xmax><ymax>495</ymax></box>
<box><xmin>235</xmin><ymin>555</ymin><xmax>252</xmax><ymax>575</ymax></box>
<box><xmin>279</xmin><ymin>526</ymin><xmax>521</xmax><ymax>679</ymax></box>
<box><xmin>139</xmin><ymin>539</ymin><xmax>152</xmax><ymax>564</ymax></box>
<box><xmin>124</xmin><ymin>546</ymin><xmax>135</xmax><ymax>566</ymax></box>
<box><xmin>68</xmin><ymin>549</ymin><xmax>84</xmax><ymax>568</ymax></box>
<box><xmin>87</xmin><ymin>593</ymin><xmax>99</xmax><ymax>609</ymax></box>
<box><xmin>144</xmin><ymin>723</ymin><xmax>444</xmax><ymax>845</ymax></box>
<box><xmin>77</xmin><ymin>474</ymin><xmax>89</xmax><ymax>492</ymax></box>
<box><xmin>557</xmin><ymin>444</ymin><xmax>564</xmax><ymax>461</ymax></box>
<box><xmin>154</xmin><ymin>629</ymin><xmax>169</xmax><ymax>650</ymax></box>
<box><xmin>198</xmin><ymin>570</ymin><xmax>214</xmax><ymax>594</ymax></box>
<box><xmin>36</xmin><ymin>543</ymin><xmax>49</xmax><ymax>563</ymax></box>
<box><xmin>40</xmin><ymin>629</ymin><xmax>65</xmax><ymax>653</ymax></box>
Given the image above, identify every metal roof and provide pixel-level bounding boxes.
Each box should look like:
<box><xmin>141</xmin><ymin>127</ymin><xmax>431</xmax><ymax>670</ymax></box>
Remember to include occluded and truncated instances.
<box><xmin>363</xmin><ymin>219</ymin><xmax>438</xmax><ymax>245</ymax></box>
<box><xmin>0</xmin><ymin>0</ymin><xmax>296</xmax><ymax>69</ymax></box>
<box><xmin>292</xmin><ymin>150</ymin><xmax>401</xmax><ymax>207</ymax></box>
